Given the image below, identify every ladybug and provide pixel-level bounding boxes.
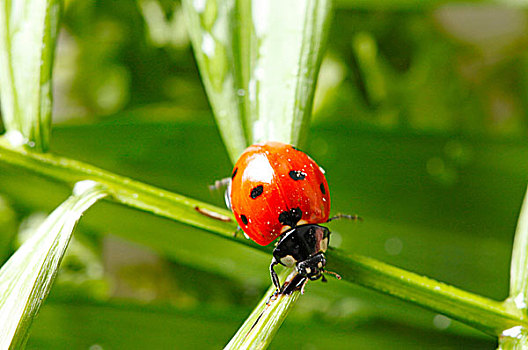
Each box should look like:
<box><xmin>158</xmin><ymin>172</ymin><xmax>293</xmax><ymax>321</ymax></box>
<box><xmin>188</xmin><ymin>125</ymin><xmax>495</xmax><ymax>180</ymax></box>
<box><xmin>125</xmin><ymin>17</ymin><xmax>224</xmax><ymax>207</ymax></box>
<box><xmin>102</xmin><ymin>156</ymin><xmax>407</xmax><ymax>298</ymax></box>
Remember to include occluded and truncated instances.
<box><xmin>227</xmin><ymin>141</ymin><xmax>349</xmax><ymax>292</ymax></box>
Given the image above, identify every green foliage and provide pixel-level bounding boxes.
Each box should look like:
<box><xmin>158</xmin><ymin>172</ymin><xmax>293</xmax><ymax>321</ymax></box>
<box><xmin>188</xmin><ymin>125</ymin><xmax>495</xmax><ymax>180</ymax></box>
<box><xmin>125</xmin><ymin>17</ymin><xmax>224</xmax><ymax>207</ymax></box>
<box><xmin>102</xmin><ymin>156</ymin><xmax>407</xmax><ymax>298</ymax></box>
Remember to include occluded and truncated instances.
<box><xmin>0</xmin><ymin>181</ymin><xmax>106</xmax><ymax>348</ymax></box>
<box><xmin>225</xmin><ymin>271</ymin><xmax>300</xmax><ymax>349</ymax></box>
<box><xmin>182</xmin><ymin>0</ymin><xmax>332</xmax><ymax>161</ymax></box>
<box><xmin>0</xmin><ymin>0</ymin><xmax>61</xmax><ymax>151</ymax></box>
<box><xmin>2</xmin><ymin>0</ymin><xmax>528</xmax><ymax>349</ymax></box>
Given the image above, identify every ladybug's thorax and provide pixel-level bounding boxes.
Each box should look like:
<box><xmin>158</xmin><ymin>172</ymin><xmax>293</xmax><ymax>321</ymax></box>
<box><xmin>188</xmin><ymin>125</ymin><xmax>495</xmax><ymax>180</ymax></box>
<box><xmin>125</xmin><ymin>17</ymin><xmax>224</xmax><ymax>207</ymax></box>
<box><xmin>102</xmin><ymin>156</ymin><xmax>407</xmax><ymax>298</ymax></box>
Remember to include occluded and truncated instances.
<box><xmin>273</xmin><ymin>224</ymin><xmax>330</xmax><ymax>280</ymax></box>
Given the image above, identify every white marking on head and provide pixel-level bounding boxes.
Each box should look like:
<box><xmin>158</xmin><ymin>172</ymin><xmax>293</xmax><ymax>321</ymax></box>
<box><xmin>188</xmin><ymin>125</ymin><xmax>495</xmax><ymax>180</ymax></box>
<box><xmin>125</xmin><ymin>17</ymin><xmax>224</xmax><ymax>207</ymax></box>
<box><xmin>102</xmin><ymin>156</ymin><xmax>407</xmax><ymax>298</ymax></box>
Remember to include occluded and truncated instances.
<box><xmin>297</xmin><ymin>219</ymin><xmax>308</xmax><ymax>226</ymax></box>
<box><xmin>305</xmin><ymin>267</ymin><xmax>311</xmax><ymax>274</ymax></box>
<box><xmin>317</xmin><ymin>262</ymin><xmax>323</xmax><ymax>268</ymax></box>
<box><xmin>280</xmin><ymin>255</ymin><xmax>296</xmax><ymax>267</ymax></box>
<box><xmin>320</xmin><ymin>237</ymin><xmax>328</xmax><ymax>252</ymax></box>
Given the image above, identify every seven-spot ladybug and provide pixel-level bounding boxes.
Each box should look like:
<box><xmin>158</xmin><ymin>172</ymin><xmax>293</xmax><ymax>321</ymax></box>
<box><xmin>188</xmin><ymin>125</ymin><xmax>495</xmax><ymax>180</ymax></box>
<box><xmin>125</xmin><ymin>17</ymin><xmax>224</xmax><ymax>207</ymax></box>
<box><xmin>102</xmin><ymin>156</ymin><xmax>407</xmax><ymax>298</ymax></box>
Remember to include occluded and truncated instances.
<box><xmin>226</xmin><ymin>141</ymin><xmax>352</xmax><ymax>292</ymax></box>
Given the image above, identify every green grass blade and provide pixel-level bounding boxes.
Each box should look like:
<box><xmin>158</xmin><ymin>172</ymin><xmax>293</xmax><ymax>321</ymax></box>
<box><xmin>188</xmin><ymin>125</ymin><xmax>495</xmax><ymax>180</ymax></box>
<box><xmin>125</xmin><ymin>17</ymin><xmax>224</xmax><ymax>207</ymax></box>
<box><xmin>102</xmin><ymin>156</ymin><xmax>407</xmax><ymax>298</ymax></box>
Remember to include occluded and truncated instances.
<box><xmin>183</xmin><ymin>0</ymin><xmax>332</xmax><ymax>161</ymax></box>
<box><xmin>0</xmin><ymin>0</ymin><xmax>61</xmax><ymax>152</ymax></box>
<box><xmin>498</xmin><ymin>187</ymin><xmax>528</xmax><ymax>348</ymax></box>
<box><xmin>0</xmin><ymin>137</ymin><xmax>239</xmax><ymax>241</ymax></box>
<box><xmin>181</xmin><ymin>0</ymin><xmax>248</xmax><ymax>163</ymax></box>
<box><xmin>224</xmin><ymin>270</ymin><xmax>300</xmax><ymax>350</ymax></box>
<box><xmin>508</xmin><ymin>187</ymin><xmax>528</xmax><ymax>313</ymax></box>
<box><xmin>0</xmin><ymin>181</ymin><xmax>107</xmax><ymax>349</ymax></box>
<box><xmin>328</xmin><ymin>249</ymin><xmax>525</xmax><ymax>337</ymax></box>
<box><xmin>246</xmin><ymin>0</ymin><xmax>332</xmax><ymax>148</ymax></box>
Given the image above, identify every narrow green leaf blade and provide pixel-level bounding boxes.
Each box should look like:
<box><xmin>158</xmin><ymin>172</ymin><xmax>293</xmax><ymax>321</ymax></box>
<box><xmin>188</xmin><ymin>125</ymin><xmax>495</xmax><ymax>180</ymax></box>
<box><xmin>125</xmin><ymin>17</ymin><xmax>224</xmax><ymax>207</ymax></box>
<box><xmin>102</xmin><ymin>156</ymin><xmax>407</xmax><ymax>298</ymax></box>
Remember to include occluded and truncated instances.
<box><xmin>0</xmin><ymin>0</ymin><xmax>61</xmax><ymax>152</ymax></box>
<box><xmin>508</xmin><ymin>186</ymin><xmax>528</xmax><ymax>313</ymax></box>
<box><xmin>328</xmin><ymin>249</ymin><xmax>523</xmax><ymax>336</ymax></box>
<box><xmin>182</xmin><ymin>0</ymin><xmax>248</xmax><ymax>163</ymax></box>
<box><xmin>0</xmin><ymin>181</ymin><xmax>107</xmax><ymax>349</ymax></box>
<box><xmin>245</xmin><ymin>0</ymin><xmax>332</xmax><ymax>148</ymax></box>
<box><xmin>225</xmin><ymin>270</ymin><xmax>300</xmax><ymax>350</ymax></box>
<box><xmin>183</xmin><ymin>0</ymin><xmax>332</xmax><ymax>161</ymax></box>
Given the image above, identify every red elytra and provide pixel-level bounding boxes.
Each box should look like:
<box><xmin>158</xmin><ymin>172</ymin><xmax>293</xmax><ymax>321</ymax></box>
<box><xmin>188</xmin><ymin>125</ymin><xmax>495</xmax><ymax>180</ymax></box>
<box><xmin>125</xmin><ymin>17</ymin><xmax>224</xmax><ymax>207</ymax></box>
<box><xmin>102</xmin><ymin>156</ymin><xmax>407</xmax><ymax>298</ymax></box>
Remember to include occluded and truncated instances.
<box><xmin>229</xmin><ymin>141</ymin><xmax>330</xmax><ymax>246</ymax></box>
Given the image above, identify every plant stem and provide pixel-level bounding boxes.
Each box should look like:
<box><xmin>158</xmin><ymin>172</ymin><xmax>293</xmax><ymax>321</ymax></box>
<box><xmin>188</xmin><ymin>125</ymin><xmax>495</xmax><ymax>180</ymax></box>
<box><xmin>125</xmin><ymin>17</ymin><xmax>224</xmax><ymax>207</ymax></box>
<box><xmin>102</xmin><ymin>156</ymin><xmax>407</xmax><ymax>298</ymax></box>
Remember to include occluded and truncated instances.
<box><xmin>0</xmin><ymin>138</ymin><xmax>238</xmax><ymax>239</ymax></box>
<box><xmin>328</xmin><ymin>249</ymin><xmax>525</xmax><ymax>336</ymax></box>
<box><xmin>225</xmin><ymin>270</ymin><xmax>299</xmax><ymax>350</ymax></box>
<box><xmin>0</xmin><ymin>139</ymin><xmax>524</xmax><ymax>337</ymax></box>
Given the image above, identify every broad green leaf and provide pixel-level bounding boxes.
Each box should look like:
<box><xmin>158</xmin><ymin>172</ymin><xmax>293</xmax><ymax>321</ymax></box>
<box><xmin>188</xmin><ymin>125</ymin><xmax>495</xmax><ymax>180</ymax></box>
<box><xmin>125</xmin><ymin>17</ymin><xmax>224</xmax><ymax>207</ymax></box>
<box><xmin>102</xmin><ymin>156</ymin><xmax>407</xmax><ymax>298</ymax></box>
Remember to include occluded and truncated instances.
<box><xmin>0</xmin><ymin>181</ymin><xmax>106</xmax><ymax>349</ymax></box>
<box><xmin>0</xmin><ymin>0</ymin><xmax>61</xmax><ymax>152</ymax></box>
<box><xmin>182</xmin><ymin>0</ymin><xmax>332</xmax><ymax>161</ymax></box>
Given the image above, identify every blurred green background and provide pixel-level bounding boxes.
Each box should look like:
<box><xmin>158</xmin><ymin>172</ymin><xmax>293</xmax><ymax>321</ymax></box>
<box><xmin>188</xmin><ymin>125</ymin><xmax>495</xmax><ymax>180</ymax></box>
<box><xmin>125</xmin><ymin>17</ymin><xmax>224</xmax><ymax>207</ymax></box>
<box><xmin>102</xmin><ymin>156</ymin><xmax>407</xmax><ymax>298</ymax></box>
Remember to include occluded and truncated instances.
<box><xmin>2</xmin><ymin>0</ymin><xmax>528</xmax><ymax>348</ymax></box>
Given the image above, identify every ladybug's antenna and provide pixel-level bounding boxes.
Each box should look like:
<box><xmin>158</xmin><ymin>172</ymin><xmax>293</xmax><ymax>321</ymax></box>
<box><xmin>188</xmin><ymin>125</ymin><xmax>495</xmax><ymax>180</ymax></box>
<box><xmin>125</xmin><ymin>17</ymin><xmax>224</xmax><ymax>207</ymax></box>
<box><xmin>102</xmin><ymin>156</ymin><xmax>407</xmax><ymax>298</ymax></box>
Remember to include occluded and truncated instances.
<box><xmin>327</xmin><ymin>213</ymin><xmax>362</xmax><ymax>222</ymax></box>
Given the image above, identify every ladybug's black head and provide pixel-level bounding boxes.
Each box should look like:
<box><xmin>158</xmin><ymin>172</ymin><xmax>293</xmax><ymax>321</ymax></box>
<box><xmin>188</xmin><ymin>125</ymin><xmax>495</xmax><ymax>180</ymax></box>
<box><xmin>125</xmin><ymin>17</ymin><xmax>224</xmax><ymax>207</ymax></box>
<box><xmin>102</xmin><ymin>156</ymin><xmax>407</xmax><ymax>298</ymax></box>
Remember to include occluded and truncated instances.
<box><xmin>270</xmin><ymin>224</ymin><xmax>331</xmax><ymax>290</ymax></box>
<box><xmin>296</xmin><ymin>253</ymin><xmax>326</xmax><ymax>281</ymax></box>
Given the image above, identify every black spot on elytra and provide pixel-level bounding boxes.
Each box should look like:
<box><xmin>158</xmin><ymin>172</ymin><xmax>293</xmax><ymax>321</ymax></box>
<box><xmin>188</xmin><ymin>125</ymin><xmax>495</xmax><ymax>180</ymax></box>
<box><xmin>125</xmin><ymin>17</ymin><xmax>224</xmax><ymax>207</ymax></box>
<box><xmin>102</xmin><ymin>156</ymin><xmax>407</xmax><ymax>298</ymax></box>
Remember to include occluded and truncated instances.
<box><xmin>250</xmin><ymin>185</ymin><xmax>264</xmax><ymax>199</ymax></box>
<box><xmin>241</xmin><ymin>214</ymin><xmax>248</xmax><ymax>225</ymax></box>
<box><xmin>278</xmin><ymin>207</ymin><xmax>302</xmax><ymax>227</ymax></box>
<box><xmin>320</xmin><ymin>183</ymin><xmax>326</xmax><ymax>195</ymax></box>
<box><xmin>231</xmin><ymin>167</ymin><xmax>238</xmax><ymax>179</ymax></box>
<box><xmin>289</xmin><ymin>170</ymin><xmax>306</xmax><ymax>181</ymax></box>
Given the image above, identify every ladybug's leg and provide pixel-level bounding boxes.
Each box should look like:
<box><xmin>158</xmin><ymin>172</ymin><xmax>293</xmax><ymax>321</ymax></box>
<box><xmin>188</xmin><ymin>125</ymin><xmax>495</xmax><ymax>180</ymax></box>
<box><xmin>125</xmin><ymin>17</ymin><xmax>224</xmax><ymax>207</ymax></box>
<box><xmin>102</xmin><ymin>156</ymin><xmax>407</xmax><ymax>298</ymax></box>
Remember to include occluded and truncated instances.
<box><xmin>269</xmin><ymin>258</ymin><xmax>281</xmax><ymax>291</ymax></box>
<box><xmin>300</xmin><ymin>280</ymin><xmax>307</xmax><ymax>294</ymax></box>
<box><xmin>324</xmin><ymin>270</ymin><xmax>342</xmax><ymax>280</ymax></box>
<box><xmin>208</xmin><ymin>177</ymin><xmax>232</xmax><ymax>210</ymax></box>
<box><xmin>223</xmin><ymin>180</ymin><xmax>232</xmax><ymax>210</ymax></box>
<box><xmin>208</xmin><ymin>177</ymin><xmax>231</xmax><ymax>192</ymax></box>
<box><xmin>280</xmin><ymin>274</ymin><xmax>307</xmax><ymax>295</ymax></box>
<box><xmin>327</xmin><ymin>213</ymin><xmax>362</xmax><ymax>222</ymax></box>
<box><xmin>194</xmin><ymin>206</ymin><xmax>232</xmax><ymax>222</ymax></box>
